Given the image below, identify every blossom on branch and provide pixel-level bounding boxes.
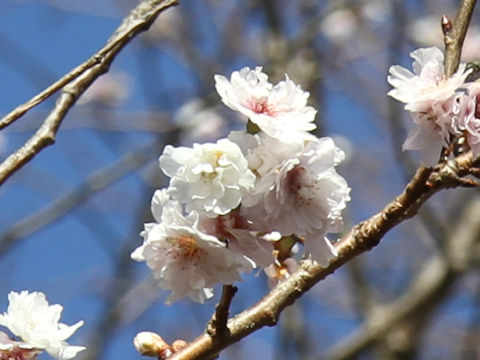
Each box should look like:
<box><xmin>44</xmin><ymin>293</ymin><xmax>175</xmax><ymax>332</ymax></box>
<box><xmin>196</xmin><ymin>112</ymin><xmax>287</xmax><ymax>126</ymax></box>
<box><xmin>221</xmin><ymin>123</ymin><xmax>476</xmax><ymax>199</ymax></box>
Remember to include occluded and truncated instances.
<box><xmin>387</xmin><ymin>47</ymin><xmax>472</xmax><ymax>166</ymax></box>
<box><xmin>215</xmin><ymin>66</ymin><xmax>317</xmax><ymax>142</ymax></box>
<box><xmin>0</xmin><ymin>291</ymin><xmax>85</xmax><ymax>360</ymax></box>
<box><xmin>241</xmin><ymin>137</ymin><xmax>351</xmax><ymax>265</ymax></box>
<box><xmin>456</xmin><ymin>82</ymin><xmax>480</xmax><ymax>156</ymax></box>
<box><xmin>133</xmin><ymin>67</ymin><xmax>352</xmax><ymax>303</ymax></box>
<box><xmin>131</xmin><ymin>190</ymin><xmax>254</xmax><ymax>304</ymax></box>
<box><xmin>160</xmin><ymin>139</ymin><xmax>256</xmax><ymax>217</ymax></box>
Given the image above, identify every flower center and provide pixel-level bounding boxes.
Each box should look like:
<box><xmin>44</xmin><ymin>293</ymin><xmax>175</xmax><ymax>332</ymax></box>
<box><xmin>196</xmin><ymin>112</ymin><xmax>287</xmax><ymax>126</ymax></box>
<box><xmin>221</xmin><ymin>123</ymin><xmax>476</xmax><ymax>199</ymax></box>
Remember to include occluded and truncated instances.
<box><xmin>286</xmin><ymin>165</ymin><xmax>305</xmax><ymax>193</ymax></box>
<box><xmin>251</xmin><ymin>99</ymin><xmax>274</xmax><ymax>115</ymax></box>
<box><xmin>168</xmin><ymin>235</ymin><xmax>204</xmax><ymax>266</ymax></box>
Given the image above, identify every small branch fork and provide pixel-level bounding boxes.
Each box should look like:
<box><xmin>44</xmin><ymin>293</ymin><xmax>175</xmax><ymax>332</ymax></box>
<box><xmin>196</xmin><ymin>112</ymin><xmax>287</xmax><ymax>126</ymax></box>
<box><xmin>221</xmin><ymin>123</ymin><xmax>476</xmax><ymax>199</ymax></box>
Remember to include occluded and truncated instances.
<box><xmin>206</xmin><ymin>285</ymin><xmax>238</xmax><ymax>341</ymax></box>
<box><xmin>443</xmin><ymin>0</ymin><xmax>477</xmax><ymax>77</ymax></box>
<box><xmin>0</xmin><ymin>0</ymin><xmax>179</xmax><ymax>186</ymax></box>
<box><xmin>168</xmin><ymin>154</ymin><xmax>479</xmax><ymax>360</ymax></box>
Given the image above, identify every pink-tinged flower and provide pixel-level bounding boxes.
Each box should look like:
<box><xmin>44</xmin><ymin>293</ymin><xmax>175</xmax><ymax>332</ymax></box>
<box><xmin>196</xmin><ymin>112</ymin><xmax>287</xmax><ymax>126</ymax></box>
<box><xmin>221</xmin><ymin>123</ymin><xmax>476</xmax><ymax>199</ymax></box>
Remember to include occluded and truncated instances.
<box><xmin>456</xmin><ymin>82</ymin><xmax>480</xmax><ymax>156</ymax></box>
<box><xmin>402</xmin><ymin>96</ymin><xmax>459</xmax><ymax>166</ymax></box>
<box><xmin>0</xmin><ymin>291</ymin><xmax>85</xmax><ymax>360</ymax></box>
<box><xmin>131</xmin><ymin>190</ymin><xmax>254</xmax><ymax>304</ymax></box>
<box><xmin>215</xmin><ymin>67</ymin><xmax>317</xmax><ymax>142</ymax></box>
<box><xmin>159</xmin><ymin>138</ymin><xmax>255</xmax><ymax>217</ymax></box>
<box><xmin>0</xmin><ymin>331</ymin><xmax>41</xmax><ymax>360</ymax></box>
<box><xmin>199</xmin><ymin>210</ymin><xmax>276</xmax><ymax>267</ymax></box>
<box><xmin>388</xmin><ymin>47</ymin><xmax>471</xmax><ymax>166</ymax></box>
<box><xmin>388</xmin><ymin>47</ymin><xmax>469</xmax><ymax>112</ymax></box>
<box><xmin>228</xmin><ymin>131</ymin><xmax>303</xmax><ymax>207</ymax></box>
<box><xmin>242</xmin><ymin>137</ymin><xmax>351</xmax><ymax>266</ymax></box>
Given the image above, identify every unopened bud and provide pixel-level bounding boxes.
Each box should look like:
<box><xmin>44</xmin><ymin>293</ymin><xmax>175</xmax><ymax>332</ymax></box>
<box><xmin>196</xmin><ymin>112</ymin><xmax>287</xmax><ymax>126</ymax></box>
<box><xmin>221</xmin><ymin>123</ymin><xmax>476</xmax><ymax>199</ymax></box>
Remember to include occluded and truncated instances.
<box><xmin>133</xmin><ymin>331</ymin><xmax>172</xmax><ymax>358</ymax></box>
<box><xmin>171</xmin><ymin>340</ymin><xmax>188</xmax><ymax>352</ymax></box>
<box><xmin>441</xmin><ymin>14</ymin><xmax>453</xmax><ymax>35</ymax></box>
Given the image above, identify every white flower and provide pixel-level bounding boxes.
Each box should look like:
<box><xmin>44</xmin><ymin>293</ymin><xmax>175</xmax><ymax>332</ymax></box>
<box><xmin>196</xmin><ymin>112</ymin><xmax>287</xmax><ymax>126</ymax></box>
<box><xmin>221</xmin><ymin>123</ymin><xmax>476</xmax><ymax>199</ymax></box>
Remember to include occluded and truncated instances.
<box><xmin>387</xmin><ymin>47</ymin><xmax>471</xmax><ymax>166</ymax></box>
<box><xmin>242</xmin><ymin>137</ymin><xmax>351</xmax><ymax>266</ymax></box>
<box><xmin>0</xmin><ymin>291</ymin><xmax>85</xmax><ymax>360</ymax></box>
<box><xmin>159</xmin><ymin>138</ymin><xmax>256</xmax><ymax>217</ymax></box>
<box><xmin>215</xmin><ymin>67</ymin><xmax>317</xmax><ymax>142</ymax></box>
<box><xmin>228</xmin><ymin>131</ymin><xmax>303</xmax><ymax>207</ymax></box>
<box><xmin>131</xmin><ymin>190</ymin><xmax>254</xmax><ymax>304</ymax></box>
<box><xmin>402</xmin><ymin>97</ymin><xmax>458</xmax><ymax>166</ymax></box>
<box><xmin>388</xmin><ymin>47</ymin><xmax>469</xmax><ymax>112</ymax></box>
<box><xmin>199</xmin><ymin>211</ymin><xmax>276</xmax><ymax>267</ymax></box>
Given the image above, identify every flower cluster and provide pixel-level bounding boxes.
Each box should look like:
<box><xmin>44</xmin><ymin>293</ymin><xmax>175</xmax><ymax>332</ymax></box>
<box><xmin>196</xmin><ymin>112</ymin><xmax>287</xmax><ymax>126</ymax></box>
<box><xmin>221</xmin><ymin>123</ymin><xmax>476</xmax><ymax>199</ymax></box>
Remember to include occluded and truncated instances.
<box><xmin>132</xmin><ymin>67</ymin><xmax>351</xmax><ymax>303</ymax></box>
<box><xmin>388</xmin><ymin>46</ymin><xmax>480</xmax><ymax>166</ymax></box>
<box><xmin>0</xmin><ymin>291</ymin><xmax>85</xmax><ymax>360</ymax></box>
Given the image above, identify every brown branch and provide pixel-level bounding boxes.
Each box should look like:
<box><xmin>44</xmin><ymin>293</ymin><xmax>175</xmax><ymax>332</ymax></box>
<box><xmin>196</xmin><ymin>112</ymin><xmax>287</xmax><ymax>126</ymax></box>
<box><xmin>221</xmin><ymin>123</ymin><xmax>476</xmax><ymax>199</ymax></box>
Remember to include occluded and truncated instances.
<box><xmin>206</xmin><ymin>285</ymin><xmax>238</xmax><ymax>341</ymax></box>
<box><xmin>325</xmin><ymin>195</ymin><xmax>480</xmax><ymax>360</ymax></box>
<box><xmin>443</xmin><ymin>0</ymin><xmax>477</xmax><ymax>77</ymax></box>
<box><xmin>0</xmin><ymin>0</ymin><xmax>179</xmax><ymax>186</ymax></box>
<box><xmin>0</xmin><ymin>139</ymin><xmax>166</xmax><ymax>256</ymax></box>
<box><xmin>167</xmin><ymin>153</ymin><xmax>477</xmax><ymax>360</ymax></box>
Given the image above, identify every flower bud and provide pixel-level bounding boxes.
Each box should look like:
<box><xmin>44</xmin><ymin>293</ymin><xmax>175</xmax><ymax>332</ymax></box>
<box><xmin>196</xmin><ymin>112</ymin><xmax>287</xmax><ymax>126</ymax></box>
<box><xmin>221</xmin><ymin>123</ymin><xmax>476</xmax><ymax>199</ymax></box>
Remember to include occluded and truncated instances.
<box><xmin>133</xmin><ymin>332</ymin><xmax>172</xmax><ymax>358</ymax></box>
<box><xmin>171</xmin><ymin>340</ymin><xmax>188</xmax><ymax>352</ymax></box>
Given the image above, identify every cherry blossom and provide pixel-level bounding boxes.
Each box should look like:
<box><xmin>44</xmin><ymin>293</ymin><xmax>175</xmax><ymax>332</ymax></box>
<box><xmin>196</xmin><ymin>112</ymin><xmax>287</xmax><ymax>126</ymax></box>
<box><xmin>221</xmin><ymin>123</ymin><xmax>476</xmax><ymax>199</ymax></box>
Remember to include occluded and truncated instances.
<box><xmin>134</xmin><ymin>68</ymin><xmax>353</xmax><ymax>302</ymax></box>
<box><xmin>388</xmin><ymin>47</ymin><xmax>469</xmax><ymax>112</ymax></box>
<box><xmin>241</xmin><ymin>137</ymin><xmax>351</xmax><ymax>266</ymax></box>
<box><xmin>0</xmin><ymin>291</ymin><xmax>85</xmax><ymax>360</ymax></box>
<box><xmin>456</xmin><ymin>82</ymin><xmax>480</xmax><ymax>156</ymax></box>
<box><xmin>215</xmin><ymin>66</ymin><xmax>317</xmax><ymax>142</ymax></box>
<box><xmin>227</xmin><ymin>130</ymin><xmax>303</xmax><ymax>207</ymax></box>
<box><xmin>131</xmin><ymin>190</ymin><xmax>254</xmax><ymax>304</ymax></box>
<box><xmin>159</xmin><ymin>138</ymin><xmax>255</xmax><ymax>217</ymax></box>
<box><xmin>388</xmin><ymin>47</ymin><xmax>471</xmax><ymax>166</ymax></box>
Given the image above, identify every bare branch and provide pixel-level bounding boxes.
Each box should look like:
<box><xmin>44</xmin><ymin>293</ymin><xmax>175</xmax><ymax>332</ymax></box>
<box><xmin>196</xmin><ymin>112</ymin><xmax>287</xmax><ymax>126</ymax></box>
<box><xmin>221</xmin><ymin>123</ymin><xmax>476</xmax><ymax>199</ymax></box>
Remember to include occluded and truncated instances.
<box><xmin>0</xmin><ymin>0</ymin><xmax>178</xmax><ymax>186</ymax></box>
<box><xmin>206</xmin><ymin>285</ymin><xmax>238</xmax><ymax>341</ymax></box>
<box><xmin>167</xmin><ymin>153</ymin><xmax>478</xmax><ymax>360</ymax></box>
<box><xmin>0</xmin><ymin>139</ymin><xmax>166</xmax><ymax>256</ymax></box>
<box><xmin>443</xmin><ymin>0</ymin><xmax>477</xmax><ymax>77</ymax></box>
<box><xmin>325</xmin><ymin>196</ymin><xmax>480</xmax><ymax>360</ymax></box>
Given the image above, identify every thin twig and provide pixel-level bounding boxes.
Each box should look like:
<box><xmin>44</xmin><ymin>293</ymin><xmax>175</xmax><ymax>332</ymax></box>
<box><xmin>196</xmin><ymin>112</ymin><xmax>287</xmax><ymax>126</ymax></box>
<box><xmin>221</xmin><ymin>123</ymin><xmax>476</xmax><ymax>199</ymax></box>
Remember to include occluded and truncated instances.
<box><xmin>0</xmin><ymin>55</ymin><xmax>103</xmax><ymax>130</ymax></box>
<box><xmin>0</xmin><ymin>0</ymin><xmax>179</xmax><ymax>186</ymax></box>
<box><xmin>206</xmin><ymin>285</ymin><xmax>238</xmax><ymax>341</ymax></box>
<box><xmin>0</xmin><ymin>139</ymin><xmax>166</xmax><ymax>256</ymax></box>
<box><xmin>325</xmin><ymin>196</ymin><xmax>480</xmax><ymax>360</ymax></box>
<box><xmin>443</xmin><ymin>0</ymin><xmax>477</xmax><ymax>77</ymax></box>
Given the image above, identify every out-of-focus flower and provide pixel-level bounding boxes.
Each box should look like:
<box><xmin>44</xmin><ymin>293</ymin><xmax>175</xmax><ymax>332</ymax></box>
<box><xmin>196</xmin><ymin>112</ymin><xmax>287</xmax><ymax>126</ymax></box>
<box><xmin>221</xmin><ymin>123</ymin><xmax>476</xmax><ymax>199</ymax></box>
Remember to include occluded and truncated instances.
<box><xmin>215</xmin><ymin>67</ymin><xmax>317</xmax><ymax>142</ymax></box>
<box><xmin>0</xmin><ymin>291</ymin><xmax>85</xmax><ymax>360</ymax></box>
<box><xmin>407</xmin><ymin>16</ymin><xmax>443</xmax><ymax>50</ymax></box>
<box><xmin>78</xmin><ymin>72</ymin><xmax>130</xmax><ymax>107</ymax></box>
<box><xmin>141</xmin><ymin>6</ymin><xmax>183</xmax><ymax>42</ymax></box>
<box><xmin>361</xmin><ymin>0</ymin><xmax>391</xmax><ymax>22</ymax></box>
<box><xmin>174</xmin><ymin>99</ymin><xmax>226</xmax><ymax>143</ymax></box>
<box><xmin>160</xmin><ymin>138</ymin><xmax>256</xmax><ymax>217</ymax></box>
<box><xmin>320</xmin><ymin>8</ymin><xmax>358</xmax><ymax>43</ymax></box>
<box><xmin>131</xmin><ymin>190</ymin><xmax>254</xmax><ymax>304</ymax></box>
